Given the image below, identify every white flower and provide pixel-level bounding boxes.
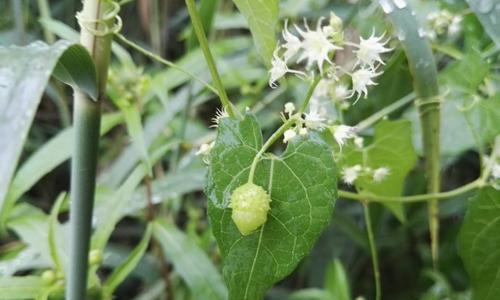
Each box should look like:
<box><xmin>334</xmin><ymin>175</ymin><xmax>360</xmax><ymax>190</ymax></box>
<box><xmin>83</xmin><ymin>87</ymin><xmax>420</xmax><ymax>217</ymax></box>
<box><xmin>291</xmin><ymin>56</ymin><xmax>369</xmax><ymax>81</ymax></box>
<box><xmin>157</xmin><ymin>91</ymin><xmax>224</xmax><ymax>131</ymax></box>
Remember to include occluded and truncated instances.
<box><xmin>269</xmin><ymin>48</ymin><xmax>305</xmax><ymax>88</ymax></box>
<box><xmin>284</xmin><ymin>102</ymin><xmax>296</xmax><ymax>116</ymax></box>
<box><xmin>196</xmin><ymin>142</ymin><xmax>214</xmax><ymax>156</ymax></box>
<box><xmin>355</xmin><ymin>32</ymin><xmax>391</xmax><ymax>68</ymax></box>
<box><xmin>334</xmin><ymin>84</ymin><xmax>350</xmax><ymax>101</ymax></box>
<box><xmin>493</xmin><ymin>163</ymin><xmax>500</xmax><ymax>180</ymax></box>
<box><xmin>282</xmin><ymin>20</ymin><xmax>302</xmax><ymax>62</ymax></box>
<box><xmin>283</xmin><ymin>129</ymin><xmax>297</xmax><ymax>143</ymax></box>
<box><xmin>211</xmin><ymin>107</ymin><xmax>229</xmax><ymax>128</ymax></box>
<box><xmin>342</xmin><ymin>165</ymin><xmax>362</xmax><ymax>185</ymax></box>
<box><xmin>354</xmin><ymin>136</ymin><xmax>364</xmax><ymax>149</ymax></box>
<box><xmin>296</xmin><ymin>18</ymin><xmax>341</xmax><ymax>73</ymax></box>
<box><xmin>304</xmin><ymin>108</ymin><xmax>326</xmax><ymax>130</ymax></box>
<box><xmin>448</xmin><ymin>15</ymin><xmax>462</xmax><ymax>36</ymax></box>
<box><xmin>333</xmin><ymin>125</ymin><xmax>357</xmax><ymax>148</ymax></box>
<box><xmin>350</xmin><ymin>68</ymin><xmax>380</xmax><ymax>101</ymax></box>
<box><xmin>313</xmin><ymin>79</ymin><xmax>331</xmax><ymax>99</ymax></box>
<box><xmin>373</xmin><ymin>167</ymin><xmax>390</xmax><ymax>182</ymax></box>
<box><xmin>299</xmin><ymin>127</ymin><xmax>308</xmax><ymax>135</ymax></box>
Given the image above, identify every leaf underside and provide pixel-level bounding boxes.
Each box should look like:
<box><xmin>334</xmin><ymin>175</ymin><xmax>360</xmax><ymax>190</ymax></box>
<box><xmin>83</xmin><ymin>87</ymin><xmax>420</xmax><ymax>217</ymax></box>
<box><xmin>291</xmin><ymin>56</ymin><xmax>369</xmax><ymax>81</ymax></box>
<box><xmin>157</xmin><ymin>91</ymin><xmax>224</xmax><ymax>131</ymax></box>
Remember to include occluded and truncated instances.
<box><xmin>207</xmin><ymin>114</ymin><xmax>337</xmax><ymax>300</ymax></box>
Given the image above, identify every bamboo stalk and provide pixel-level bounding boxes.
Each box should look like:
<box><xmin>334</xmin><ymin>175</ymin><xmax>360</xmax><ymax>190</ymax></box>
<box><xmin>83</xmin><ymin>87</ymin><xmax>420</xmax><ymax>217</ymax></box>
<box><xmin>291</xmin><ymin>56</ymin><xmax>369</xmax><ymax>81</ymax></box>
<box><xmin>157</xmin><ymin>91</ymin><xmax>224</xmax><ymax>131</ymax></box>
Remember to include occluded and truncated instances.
<box><xmin>377</xmin><ymin>0</ymin><xmax>441</xmax><ymax>267</ymax></box>
<box><xmin>67</xmin><ymin>1</ymin><xmax>116</xmax><ymax>299</ymax></box>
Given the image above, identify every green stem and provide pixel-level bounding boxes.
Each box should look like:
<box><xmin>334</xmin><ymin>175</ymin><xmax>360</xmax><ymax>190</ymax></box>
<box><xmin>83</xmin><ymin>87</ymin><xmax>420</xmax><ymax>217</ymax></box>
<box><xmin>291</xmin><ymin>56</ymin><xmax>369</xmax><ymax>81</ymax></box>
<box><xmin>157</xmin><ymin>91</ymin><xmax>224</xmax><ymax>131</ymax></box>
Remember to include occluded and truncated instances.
<box><xmin>338</xmin><ymin>178</ymin><xmax>482</xmax><ymax>203</ymax></box>
<box><xmin>356</xmin><ymin>92</ymin><xmax>416</xmax><ymax>131</ymax></box>
<box><xmin>185</xmin><ymin>0</ymin><xmax>234</xmax><ymax>117</ymax></box>
<box><xmin>363</xmin><ymin>202</ymin><xmax>381</xmax><ymax>300</ymax></box>
<box><xmin>115</xmin><ymin>33</ymin><xmax>218</xmax><ymax>95</ymax></box>
<box><xmin>299</xmin><ymin>76</ymin><xmax>321</xmax><ymax>114</ymax></box>
<box><xmin>67</xmin><ymin>1</ymin><xmax>115</xmax><ymax>299</ymax></box>
<box><xmin>37</xmin><ymin>0</ymin><xmax>55</xmax><ymax>43</ymax></box>
<box><xmin>379</xmin><ymin>0</ymin><xmax>441</xmax><ymax>267</ymax></box>
<box><xmin>248</xmin><ymin>118</ymin><xmax>296</xmax><ymax>182</ymax></box>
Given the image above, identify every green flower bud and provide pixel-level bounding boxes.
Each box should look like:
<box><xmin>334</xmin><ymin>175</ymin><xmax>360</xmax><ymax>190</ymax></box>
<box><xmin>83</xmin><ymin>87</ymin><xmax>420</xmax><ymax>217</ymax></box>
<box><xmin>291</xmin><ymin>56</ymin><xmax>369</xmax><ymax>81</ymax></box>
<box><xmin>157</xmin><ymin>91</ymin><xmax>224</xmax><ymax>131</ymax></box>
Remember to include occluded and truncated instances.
<box><xmin>88</xmin><ymin>249</ymin><xmax>102</xmax><ymax>266</ymax></box>
<box><xmin>230</xmin><ymin>183</ymin><xmax>271</xmax><ymax>236</ymax></box>
<box><xmin>41</xmin><ymin>270</ymin><xmax>56</xmax><ymax>284</ymax></box>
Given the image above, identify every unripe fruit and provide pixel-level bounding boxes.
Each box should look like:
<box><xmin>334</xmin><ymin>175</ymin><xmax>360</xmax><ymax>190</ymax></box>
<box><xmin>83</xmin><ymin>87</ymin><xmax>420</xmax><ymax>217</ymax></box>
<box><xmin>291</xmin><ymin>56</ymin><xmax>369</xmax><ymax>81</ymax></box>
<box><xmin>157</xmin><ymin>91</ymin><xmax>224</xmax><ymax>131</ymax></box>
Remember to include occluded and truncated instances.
<box><xmin>41</xmin><ymin>270</ymin><xmax>56</xmax><ymax>284</ymax></box>
<box><xmin>88</xmin><ymin>249</ymin><xmax>102</xmax><ymax>266</ymax></box>
<box><xmin>230</xmin><ymin>183</ymin><xmax>271</xmax><ymax>236</ymax></box>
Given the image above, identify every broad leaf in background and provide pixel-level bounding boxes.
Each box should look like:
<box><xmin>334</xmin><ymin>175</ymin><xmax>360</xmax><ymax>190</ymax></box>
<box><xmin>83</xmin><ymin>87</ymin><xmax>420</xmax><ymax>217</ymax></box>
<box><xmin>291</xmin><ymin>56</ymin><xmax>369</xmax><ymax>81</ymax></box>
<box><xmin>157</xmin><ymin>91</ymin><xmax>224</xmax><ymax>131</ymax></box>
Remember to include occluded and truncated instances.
<box><xmin>459</xmin><ymin>187</ymin><xmax>500</xmax><ymax>300</ymax></box>
<box><xmin>0</xmin><ymin>41</ymin><xmax>96</xmax><ymax>225</ymax></box>
<box><xmin>0</xmin><ymin>276</ymin><xmax>47</xmax><ymax>299</ymax></box>
<box><xmin>153</xmin><ymin>220</ymin><xmax>227</xmax><ymax>300</ymax></box>
<box><xmin>466</xmin><ymin>0</ymin><xmax>500</xmax><ymax>47</ymax></box>
<box><xmin>232</xmin><ymin>0</ymin><xmax>278</xmax><ymax>66</ymax></box>
<box><xmin>0</xmin><ymin>113</ymin><xmax>123</xmax><ymax>226</ymax></box>
<box><xmin>344</xmin><ymin>120</ymin><xmax>417</xmax><ymax>222</ymax></box>
<box><xmin>207</xmin><ymin>114</ymin><xmax>337</xmax><ymax>299</ymax></box>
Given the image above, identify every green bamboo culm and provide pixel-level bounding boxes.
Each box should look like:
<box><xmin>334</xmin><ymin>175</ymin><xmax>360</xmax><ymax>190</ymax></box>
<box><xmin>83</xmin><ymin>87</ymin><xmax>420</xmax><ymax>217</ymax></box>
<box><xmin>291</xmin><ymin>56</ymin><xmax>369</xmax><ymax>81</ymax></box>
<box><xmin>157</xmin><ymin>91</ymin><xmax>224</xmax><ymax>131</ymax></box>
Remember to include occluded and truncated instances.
<box><xmin>67</xmin><ymin>1</ymin><xmax>118</xmax><ymax>299</ymax></box>
<box><xmin>377</xmin><ymin>0</ymin><xmax>441</xmax><ymax>267</ymax></box>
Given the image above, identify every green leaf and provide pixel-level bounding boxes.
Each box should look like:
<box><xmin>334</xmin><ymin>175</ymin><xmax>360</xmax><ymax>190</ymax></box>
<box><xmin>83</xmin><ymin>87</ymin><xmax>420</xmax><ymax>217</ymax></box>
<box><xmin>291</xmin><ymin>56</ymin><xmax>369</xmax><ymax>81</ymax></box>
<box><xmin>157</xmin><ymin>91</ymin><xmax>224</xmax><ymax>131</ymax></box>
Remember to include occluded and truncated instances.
<box><xmin>345</xmin><ymin>120</ymin><xmax>417</xmax><ymax>221</ymax></box>
<box><xmin>231</xmin><ymin>0</ymin><xmax>278</xmax><ymax>66</ymax></box>
<box><xmin>0</xmin><ymin>113</ymin><xmax>123</xmax><ymax>226</ymax></box>
<box><xmin>324</xmin><ymin>259</ymin><xmax>350</xmax><ymax>300</ymax></box>
<box><xmin>0</xmin><ymin>41</ymin><xmax>97</xmax><ymax>224</ymax></box>
<box><xmin>289</xmin><ymin>288</ymin><xmax>333</xmax><ymax>300</ymax></box>
<box><xmin>466</xmin><ymin>0</ymin><xmax>500</xmax><ymax>47</ymax></box>
<box><xmin>0</xmin><ymin>276</ymin><xmax>46</xmax><ymax>299</ymax></box>
<box><xmin>152</xmin><ymin>220</ymin><xmax>228</xmax><ymax>300</ymax></box>
<box><xmin>122</xmin><ymin>105</ymin><xmax>152</xmax><ymax>175</ymax></box>
<box><xmin>48</xmin><ymin>193</ymin><xmax>66</xmax><ymax>274</ymax></box>
<box><xmin>52</xmin><ymin>44</ymin><xmax>98</xmax><ymax>100</ymax></box>
<box><xmin>207</xmin><ymin>114</ymin><xmax>337</xmax><ymax>299</ymax></box>
<box><xmin>103</xmin><ymin>224</ymin><xmax>153</xmax><ymax>296</ymax></box>
<box><xmin>459</xmin><ymin>187</ymin><xmax>500</xmax><ymax>300</ymax></box>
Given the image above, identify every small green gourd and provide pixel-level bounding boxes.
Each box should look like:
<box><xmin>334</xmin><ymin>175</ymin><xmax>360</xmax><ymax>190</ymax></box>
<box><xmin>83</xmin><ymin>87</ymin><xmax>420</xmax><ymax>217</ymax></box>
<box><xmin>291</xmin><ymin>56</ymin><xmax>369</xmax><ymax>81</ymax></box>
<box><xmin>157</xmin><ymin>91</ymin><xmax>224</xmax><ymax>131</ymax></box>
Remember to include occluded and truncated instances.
<box><xmin>230</xmin><ymin>182</ymin><xmax>271</xmax><ymax>235</ymax></box>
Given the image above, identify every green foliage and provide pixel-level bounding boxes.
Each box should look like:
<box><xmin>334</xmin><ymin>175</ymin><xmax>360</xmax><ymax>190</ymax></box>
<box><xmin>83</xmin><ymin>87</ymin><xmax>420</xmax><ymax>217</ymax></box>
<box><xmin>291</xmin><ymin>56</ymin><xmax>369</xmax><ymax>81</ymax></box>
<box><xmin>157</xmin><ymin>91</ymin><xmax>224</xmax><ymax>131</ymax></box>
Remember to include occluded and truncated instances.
<box><xmin>153</xmin><ymin>220</ymin><xmax>228</xmax><ymax>300</ymax></box>
<box><xmin>231</xmin><ymin>0</ymin><xmax>279</xmax><ymax>66</ymax></box>
<box><xmin>0</xmin><ymin>41</ymin><xmax>96</xmax><ymax>222</ymax></box>
<box><xmin>345</xmin><ymin>120</ymin><xmax>417</xmax><ymax>221</ymax></box>
<box><xmin>0</xmin><ymin>276</ymin><xmax>47</xmax><ymax>299</ymax></box>
<box><xmin>466</xmin><ymin>0</ymin><xmax>500</xmax><ymax>47</ymax></box>
<box><xmin>207</xmin><ymin>114</ymin><xmax>337</xmax><ymax>299</ymax></box>
<box><xmin>459</xmin><ymin>187</ymin><xmax>500</xmax><ymax>300</ymax></box>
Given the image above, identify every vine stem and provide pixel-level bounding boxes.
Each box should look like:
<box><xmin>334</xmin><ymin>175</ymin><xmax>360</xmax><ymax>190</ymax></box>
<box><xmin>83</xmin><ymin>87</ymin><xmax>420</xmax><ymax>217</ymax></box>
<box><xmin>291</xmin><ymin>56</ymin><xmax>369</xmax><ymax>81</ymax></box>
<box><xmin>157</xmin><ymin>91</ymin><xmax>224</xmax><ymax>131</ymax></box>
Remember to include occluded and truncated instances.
<box><xmin>67</xmin><ymin>1</ymin><xmax>114</xmax><ymax>299</ymax></box>
<box><xmin>114</xmin><ymin>33</ymin><xmax>219</xmax><ymax>95</ymax></box>
<box><xmin>247</xmin><ymin>77</ymin><xmax>321</xmax><ymax>183</ymax></box>
<box><xmin>248</xmin><ymin>118</ymin><xmax>296</xmax><ymax>182</ymax></box>
<box><xmin>185</xmin><ymin>0</ymin><xmax>235</xmax><ymax>117</ymax></box>
<box><xmin>299</xmin><ymin>76</ymin><xmax>321</xmax><ymax>114</ymax></box>
<box><xmin>363</xmin><ymin>202</ymin><xmax>381</xmax><ymax>300</ymax></box>
<box><xmin>338</xmin><ymin>178</ymin><xmax>483</xmax><ymax>203</ymax></box>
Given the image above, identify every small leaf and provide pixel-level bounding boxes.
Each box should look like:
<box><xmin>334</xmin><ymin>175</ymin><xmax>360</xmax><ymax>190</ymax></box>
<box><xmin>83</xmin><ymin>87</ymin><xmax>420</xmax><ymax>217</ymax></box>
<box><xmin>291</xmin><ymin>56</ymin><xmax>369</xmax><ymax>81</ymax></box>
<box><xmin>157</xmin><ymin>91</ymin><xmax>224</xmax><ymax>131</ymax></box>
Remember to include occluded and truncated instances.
<box><xmin>153</xmin><ymin>220</ymin><xmax>227</xmax><ymax>300</ymax></box>
<box><xmin>207</xmin><ymin>114</ymin><xmax>337</xmax><ymax>299</ymax></box>
<box><xmin>121</xmin><ymin>105</ymin><xmax>152</xmax><ymax>175</ymax></box>
<box><xmin>103</xmin><ymin>224</ymin><xmax>153</xmax><ymax>296</ymax></box>
<box><xmin>344</xmin><ymin>120</ymin><xmax>417</xmax><ymax>222</ymax></box>
<box><xmin>48</xmin><ymin>193</ymin><xmax>66</xmax><ymax>274</ymax></box>
<box><xmin>231</xmin><ymin>0</ymin><xmax>278</xmax><ymax>66</ymax></box>
<box><xmin>324</xmin><ymin>259</ymin><xmax>350</xmax><ymax>300</ymax></box>
<box><xmin>52</xmin><ymin>44</ymin><xmax>98</xmax><ymax>100</ymax></box>
<box><xmin>466</xmin><ymin>0</ymin><xmax>500</xmax><ymax>47</ymax></box>
<box><xmin>459</xmin><ymin>187</ymin><xmax>500</xmax><ymax>300</ymax></box>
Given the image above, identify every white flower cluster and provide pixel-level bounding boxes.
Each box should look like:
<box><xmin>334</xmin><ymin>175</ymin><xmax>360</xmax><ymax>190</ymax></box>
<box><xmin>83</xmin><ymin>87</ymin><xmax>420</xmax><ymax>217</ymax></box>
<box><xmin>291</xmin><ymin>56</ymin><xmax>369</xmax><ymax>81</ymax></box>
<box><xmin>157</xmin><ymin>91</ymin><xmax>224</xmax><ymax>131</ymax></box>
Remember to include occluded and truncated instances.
<box><xmin>342</xmin><ymin>165</ymin><xmax>391</xmax><ymax>185</ymax></box>
<box><xmin>269</xmin><ymin>13</ymin><xmax>392</xmax><ymax>103</ymax></box>
<box><xmin>421</xmin><ymin>9</ymin><xmax>463</xmax><ymax>40</ymax></box>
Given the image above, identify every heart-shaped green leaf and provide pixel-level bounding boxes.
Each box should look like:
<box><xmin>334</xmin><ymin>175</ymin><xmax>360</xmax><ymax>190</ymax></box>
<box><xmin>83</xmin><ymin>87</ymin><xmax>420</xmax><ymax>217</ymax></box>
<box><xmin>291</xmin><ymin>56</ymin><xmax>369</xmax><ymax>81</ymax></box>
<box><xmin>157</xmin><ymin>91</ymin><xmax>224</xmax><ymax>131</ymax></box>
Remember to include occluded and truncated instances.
<box><xmin>207</xmin><ymin>114</ymin><xmax>337</xmax><ymax>300</ymax></box>
<box><xmin>459</xmin><ymin>187</ymin><xmax>500</xmax><ymax>300</ymax></box>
